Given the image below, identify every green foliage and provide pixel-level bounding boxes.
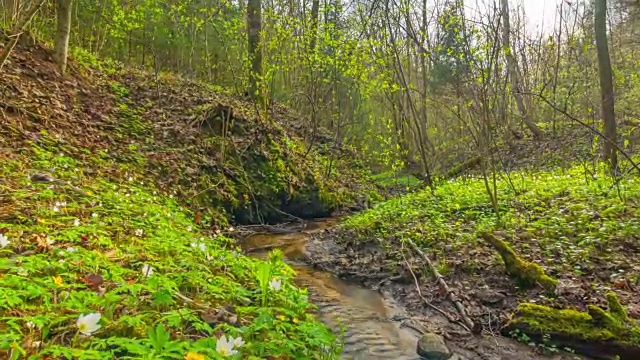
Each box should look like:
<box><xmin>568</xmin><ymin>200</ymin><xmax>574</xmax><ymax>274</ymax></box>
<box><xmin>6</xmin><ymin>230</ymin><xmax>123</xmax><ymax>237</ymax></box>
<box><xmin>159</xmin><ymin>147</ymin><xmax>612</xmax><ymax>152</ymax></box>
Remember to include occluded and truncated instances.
<box><xmin>342</xmin><ymin>163</ymin><xmax>640</xmax><ymax>279</ymax></box>
<box><xmin>0</xmin><ymin>143</ymin><xmax>340</xmax><ymax>359</ymax></box>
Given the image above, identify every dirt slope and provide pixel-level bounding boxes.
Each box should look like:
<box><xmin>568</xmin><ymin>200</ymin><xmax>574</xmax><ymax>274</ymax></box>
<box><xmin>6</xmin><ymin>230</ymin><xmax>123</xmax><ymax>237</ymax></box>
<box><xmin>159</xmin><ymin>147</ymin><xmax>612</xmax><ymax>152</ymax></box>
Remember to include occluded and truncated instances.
<box><xmin>1</xmin><ymin>36</ymin><xmax>375</xmax><ymax>226</ymax></box>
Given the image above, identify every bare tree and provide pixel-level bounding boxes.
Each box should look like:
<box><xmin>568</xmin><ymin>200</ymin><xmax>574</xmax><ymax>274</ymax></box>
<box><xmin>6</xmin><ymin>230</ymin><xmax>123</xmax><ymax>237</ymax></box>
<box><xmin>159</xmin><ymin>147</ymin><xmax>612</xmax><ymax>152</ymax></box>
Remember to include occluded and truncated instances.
<box><xmin>594</xmin><ymin>0</ymin><xmax>618</xmax><ymax>171</ymax></box>
<box><xmin>0</xmin><ymin>0</ymin><xmax>48</xmax><ymax>71</ymax></box>
<box><xmin>247</xmin><ymin>0</ymin><xmax>263</xmax><ymax>103</ymax></box>
<box><xmin>53</xmin><ymin>0</ymin><xmax>74</xmax><ymax>75</ymax></box>
<box><xmin>500</xmin><ymin>0</ymin><xmax>544</xmax><ymax>139</ymax></box>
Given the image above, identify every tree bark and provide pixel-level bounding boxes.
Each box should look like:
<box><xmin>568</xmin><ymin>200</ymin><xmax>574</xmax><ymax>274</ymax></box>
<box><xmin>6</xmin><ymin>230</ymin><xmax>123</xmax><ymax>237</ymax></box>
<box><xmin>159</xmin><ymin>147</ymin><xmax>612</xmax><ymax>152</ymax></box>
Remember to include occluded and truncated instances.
<box><xmin>500</xmin><ymin>0</ymin><xmax>544</xmax><ymax>139</ymax></box>
<box><xmin>247</xmin><ymin>0</ymin><xmax>263</xmax><ymax>103</ymax></box>
<box><xmin>53</xmin><ymin>0</ymin><xmax>74</xmax><ymax>75</ymax></box>
<box><xmin>594</xmin><ymin>0</ymin><xmax>618</xmax><ymax>171</ymax></box>
<box><xmin>309</xmin><ymin>0</ymin><xmax>320</xmax><ymax>51</ymax></box>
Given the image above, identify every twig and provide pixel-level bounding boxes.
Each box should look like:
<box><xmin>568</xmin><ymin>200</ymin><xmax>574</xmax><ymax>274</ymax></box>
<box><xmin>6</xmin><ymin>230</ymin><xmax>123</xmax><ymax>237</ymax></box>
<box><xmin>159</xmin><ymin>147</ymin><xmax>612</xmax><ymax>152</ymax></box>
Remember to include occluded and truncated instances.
<box><xmin>265</xmin><ymin>202</ymin><xmax>303</xmax><ymax>222</ymax></box>
<box><xmin>405</xmin><ymin>237</ymin><xmax>478</xmax><ymax>333</ymax></box>
<box><xmin>400</xmin><ymin>241</ymin><xmax>471</xmax><ymax>332</ymax></box>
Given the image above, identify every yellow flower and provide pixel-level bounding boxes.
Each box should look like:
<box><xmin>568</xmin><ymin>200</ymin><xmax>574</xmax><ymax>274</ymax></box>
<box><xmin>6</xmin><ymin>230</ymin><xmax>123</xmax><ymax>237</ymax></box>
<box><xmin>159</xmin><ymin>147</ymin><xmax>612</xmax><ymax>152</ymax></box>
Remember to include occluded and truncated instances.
<box><xmin>292</xmin><ymin>317</ymin><xmax>299</xmax><ymax>324</ymax></box>
<box><xmin>184</xmin><ymin>352</ymin><xmax>205</xmax><ymax>360</ymax></box>
<box><xmin>53</xmin><ymin>276</ymin><xmax>63</xmax><ymax>287</ymax></box>
<box><xmin>278</xmin><ymin>315</ymin><xmax>286</xmax><ymax>321</ymax></box>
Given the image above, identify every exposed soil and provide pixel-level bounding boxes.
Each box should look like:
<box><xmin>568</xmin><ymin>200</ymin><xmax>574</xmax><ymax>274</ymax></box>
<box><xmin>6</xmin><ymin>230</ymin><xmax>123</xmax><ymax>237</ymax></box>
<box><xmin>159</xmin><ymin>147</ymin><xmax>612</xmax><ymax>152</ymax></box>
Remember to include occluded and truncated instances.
<box><xmin>303</xmin><ymin>226</ymin><xmax>593</xmax><ymax>360</ymax></box>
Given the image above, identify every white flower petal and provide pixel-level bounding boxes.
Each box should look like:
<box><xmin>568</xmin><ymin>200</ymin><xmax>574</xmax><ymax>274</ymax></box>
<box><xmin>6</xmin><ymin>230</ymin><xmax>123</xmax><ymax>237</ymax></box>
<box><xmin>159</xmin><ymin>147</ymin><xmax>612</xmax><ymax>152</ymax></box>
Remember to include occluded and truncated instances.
<box><xmin>0</xmin><ymin>234</ymin><xmax>9</xmax><ymax>248</ymax></box>
<box><xmin>233</xmin><ymin>336</ymin><xmax>245</xmax><ymax>347</ymax></box>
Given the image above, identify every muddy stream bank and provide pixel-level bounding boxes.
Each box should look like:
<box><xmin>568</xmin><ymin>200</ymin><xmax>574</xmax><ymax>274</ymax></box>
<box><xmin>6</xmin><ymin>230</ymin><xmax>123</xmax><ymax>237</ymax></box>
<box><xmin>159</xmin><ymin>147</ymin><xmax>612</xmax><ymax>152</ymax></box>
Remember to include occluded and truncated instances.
<box><xmin>239</xmin><ymin>219</ymin><xmax>586</xmax><ymax>360</ymax></box>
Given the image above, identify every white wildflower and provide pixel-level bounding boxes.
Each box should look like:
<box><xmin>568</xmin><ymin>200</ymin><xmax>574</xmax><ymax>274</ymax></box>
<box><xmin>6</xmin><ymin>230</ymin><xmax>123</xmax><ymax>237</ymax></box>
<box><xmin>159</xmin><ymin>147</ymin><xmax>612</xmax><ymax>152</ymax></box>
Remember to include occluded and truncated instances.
<box><xmin>232</xmin><ymin>336</ymin><xmax>245</xmax><ymax>348</ymax></box>
<box><xmin>216</xmin><ymin>334</ymin><xmax>239</xmax><ymax>357</ymax></box>
<box><xmin>53</xmin><ymin>206</ymin><xmax>60</xmax><ymax>212</ymax></box>
<box><xmin>128</xmin><ymin>176</ymin><xmax>133</xmax><ymax>182</ymax></box>
<box><xmin>191</xmin><ymin>242</ymin><xmax>206</xmax><ymax>251</ymax></box>
<box><xmin>0</xmin><ymin>234</ymin><xmax>9</xmax><ymax>248</ymax></box>
<box><xmin>134</xmin><ymin>229</ymin><xmax>144</xmax><ymax>237</ymax></box>
<box><xmin>76</xmin><ymin>313</ymin><xmax>101</xmax><ymax>336</ymax></box>
<box><xmin>187</xmin><ymin>226</ymin><xmax>192</xmax><ymax>232</ymax></box>
<box><xmin>92</xmin><ymin>213</ymin><xmax>98</xmax><ymax>218</ymax></box>
<box><xmin>269</xmin><ymin>278</ymin><xmax>282</xmax><ymax>291</ymax></box>
<box><xmin>141</xmin><ymin>264</ymin><xmax>154</xmax><ymax>277</ymax></box>
<box><xmin>26</xmin><ymin>321</ymin><xmax>35</xmax><ymax>329</ymax></box>
<box><xmin>73</xmin><ymin>218</ymin><xmax>80</xmax><ymax>226</ymax></box>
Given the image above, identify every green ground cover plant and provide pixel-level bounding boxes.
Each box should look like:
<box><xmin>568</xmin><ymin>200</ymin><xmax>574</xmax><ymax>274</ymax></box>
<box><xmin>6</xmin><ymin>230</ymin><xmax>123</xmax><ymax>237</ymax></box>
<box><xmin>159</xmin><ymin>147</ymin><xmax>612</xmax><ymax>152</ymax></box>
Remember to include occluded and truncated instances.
<box><xmin>0</xmin><ymin>139</ymin><xmax>341</xmax><ymax>359</ymax></box>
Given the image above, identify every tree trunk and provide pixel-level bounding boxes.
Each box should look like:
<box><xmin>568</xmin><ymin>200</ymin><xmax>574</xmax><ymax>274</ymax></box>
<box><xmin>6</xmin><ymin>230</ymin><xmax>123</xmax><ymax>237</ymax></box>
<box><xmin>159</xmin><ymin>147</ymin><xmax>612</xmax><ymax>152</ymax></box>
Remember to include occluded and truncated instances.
<box><xmin>53</xmin><ymin>0</ymin><xmax>74</xmax><ymax>75</ymax></box>
<box><xmin>309</xmin><ymin>0</ymin><xmax>320</xmax><ymax>51</ymax></box>
<box><xmin>247</xmin><ymin>0</ymin><xmax>263</xmax><ymax>103</ymax></box>
<box><xmin>594</xmin><ymin>0</ymin><xmax>618</xmax><ymax>171</ymax></box>
<box><xmin>500</xmin><ymin>0</ymin><xmax>544</xmax><ymax>139</ymax></box>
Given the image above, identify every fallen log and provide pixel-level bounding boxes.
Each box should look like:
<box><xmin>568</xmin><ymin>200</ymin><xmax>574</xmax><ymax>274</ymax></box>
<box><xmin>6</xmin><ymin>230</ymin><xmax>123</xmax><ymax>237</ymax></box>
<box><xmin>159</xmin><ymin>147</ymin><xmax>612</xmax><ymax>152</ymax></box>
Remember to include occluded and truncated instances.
<box><xmin>502</xmin><ymin>297</ymin><xmax>640</xmax><ymax>360</ymax></box>
<box><xmin>481</xmin><ymin>232</ymin><xmax>557</xmax><ymax>292</ymax></box>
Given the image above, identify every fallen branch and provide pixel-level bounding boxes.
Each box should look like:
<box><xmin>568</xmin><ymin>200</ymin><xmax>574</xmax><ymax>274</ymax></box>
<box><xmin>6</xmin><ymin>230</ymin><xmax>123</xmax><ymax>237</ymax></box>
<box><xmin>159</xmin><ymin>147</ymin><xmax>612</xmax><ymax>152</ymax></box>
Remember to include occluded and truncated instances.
<box><xmin>30</xmin><ymin>172</ymin><xmax>91</xmax><ymax>197</ymax></box>
<box><xmin>399</xmin><ymin>243</ymin><xmax>470</xmax><ymax>332</ymax></box>
<box><xmin>405</xmin><ymin>237</ymin><xmax>479</xmax><ymax>333</ymax></box>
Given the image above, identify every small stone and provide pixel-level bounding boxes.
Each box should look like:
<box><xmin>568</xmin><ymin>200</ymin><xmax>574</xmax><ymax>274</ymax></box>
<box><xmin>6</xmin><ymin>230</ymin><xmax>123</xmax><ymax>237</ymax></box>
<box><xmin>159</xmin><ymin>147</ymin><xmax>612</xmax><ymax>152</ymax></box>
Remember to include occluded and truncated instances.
<box><xmin>417</xmin><ymin>332</ymin><xmax>452</xmax><ymax>360</ymax></box>
<box><xmin>476</xmin><ymin>289</ymin><xmax>506</xmax><ymax>305</ymax></box>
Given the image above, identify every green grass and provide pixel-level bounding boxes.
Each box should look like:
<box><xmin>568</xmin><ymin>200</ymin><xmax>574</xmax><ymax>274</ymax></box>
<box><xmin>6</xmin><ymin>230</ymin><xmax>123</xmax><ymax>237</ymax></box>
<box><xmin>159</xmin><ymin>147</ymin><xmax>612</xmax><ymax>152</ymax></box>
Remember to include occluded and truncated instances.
<box><xmin>345</xmin><ymin>162</ymin><xmax>640</xmax><ymax>279</ymax></box>
<box><xmin>371</xmin><ymin>171</ymin><xmax>423</xmax><ymax>191</ymax></box>
<box><xmin>0</xmin><ymin>139</ymin><xmax>341</xmax><ymax>359</ymax></box>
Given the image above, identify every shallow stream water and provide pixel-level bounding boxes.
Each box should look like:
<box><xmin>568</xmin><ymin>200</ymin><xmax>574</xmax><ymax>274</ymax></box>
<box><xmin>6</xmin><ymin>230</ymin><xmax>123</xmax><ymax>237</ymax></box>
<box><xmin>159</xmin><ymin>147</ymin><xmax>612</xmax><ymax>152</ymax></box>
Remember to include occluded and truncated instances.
<box><xmin>241</xmin><ymin>219</ymin><xmax>423</xmax><ymax>360</ymax></box>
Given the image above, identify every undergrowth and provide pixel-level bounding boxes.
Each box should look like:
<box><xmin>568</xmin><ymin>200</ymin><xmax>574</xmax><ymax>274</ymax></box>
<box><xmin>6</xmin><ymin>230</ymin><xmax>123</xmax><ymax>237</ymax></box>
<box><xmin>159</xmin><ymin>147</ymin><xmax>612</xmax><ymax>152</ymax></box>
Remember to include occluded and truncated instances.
<box><xmin>0</xmin><ymin>138</ymin><xmax>341</xmax><ymax>359</ymax></box>
<box><xmin>346</xmin><ymin>162</ymin><xmax>640</xmax><ymax>275</ymax></box>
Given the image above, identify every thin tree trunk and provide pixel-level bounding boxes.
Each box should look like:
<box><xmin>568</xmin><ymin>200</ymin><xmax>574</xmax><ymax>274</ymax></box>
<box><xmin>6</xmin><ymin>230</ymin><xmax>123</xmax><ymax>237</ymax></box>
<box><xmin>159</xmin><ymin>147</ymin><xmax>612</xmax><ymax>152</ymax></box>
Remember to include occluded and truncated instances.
<box><xmin>247</xmin><ymin>0</ymin><xmax>263</xmax><ymax>103</ymax></box>
<box><xmin>0</xmin><ymin>0</ymin><xmax>48</xmax><ymax>71</ymax></box>
<box><xmin>309</xmin><ymin>0</ymin><xmax>319</xmax><ymax>51</ymax></box>
<box><xmin>594</xmin><ymin>0</ymin><xmax>618</xmax><ymax>171</ymax></box>
<box><xmin>53</xmin><ymin>0</ymin><xmax>73</xmax><ymax>75</ymax></box>
<box><xmin>500</xmin><ymin>0</ymin><xmax>544</xmax><ymax>139</ymax></box>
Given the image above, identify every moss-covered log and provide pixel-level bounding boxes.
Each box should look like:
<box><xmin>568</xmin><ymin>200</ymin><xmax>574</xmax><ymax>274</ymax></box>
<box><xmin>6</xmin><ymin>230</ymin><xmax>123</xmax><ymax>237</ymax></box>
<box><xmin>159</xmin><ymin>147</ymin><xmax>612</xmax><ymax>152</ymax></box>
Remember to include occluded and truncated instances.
<box><xmin>481</xmin><ymin>232</ymin><xmax>557</xmax><ymax>292</ymax></box>
<box><xmin>444</xmin><ymin>156</ymin><xmax>481</xmax><ymax>178</ymax></box>
<box><xmin>502</xmin><ymin>295</ymin><xmax>640</xmax><ymax>360</ymax></box>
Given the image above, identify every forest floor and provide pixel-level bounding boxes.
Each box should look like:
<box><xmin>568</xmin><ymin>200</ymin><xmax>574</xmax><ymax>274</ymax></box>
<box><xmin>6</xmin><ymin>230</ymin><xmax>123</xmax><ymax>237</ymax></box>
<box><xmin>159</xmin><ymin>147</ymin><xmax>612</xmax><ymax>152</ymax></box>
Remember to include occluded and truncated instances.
<box><xmin>0</xmin><ymin>37</ymin><xmax>377</xmax><ymax>358</ymax></box>
<box><xmin>306</xmin><ymin>164</ymin><xmax>640</xmax><ymax>360</ymax></box>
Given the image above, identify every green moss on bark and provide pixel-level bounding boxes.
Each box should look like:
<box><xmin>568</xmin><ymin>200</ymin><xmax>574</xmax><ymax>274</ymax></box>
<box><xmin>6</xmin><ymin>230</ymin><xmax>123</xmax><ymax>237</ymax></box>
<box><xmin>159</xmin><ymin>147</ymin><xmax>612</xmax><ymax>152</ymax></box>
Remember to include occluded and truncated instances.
<box><xmin>504</xmin><ymin>300</ymin><xmax>640</xmax><ymax>350</ymax></box>
<box><xmin>607</xmin><ymin>292</ymin><xmax>629</xmax><ymax>322</ymax></box>
<box><xmin>481</xmin><ymin>232</ymin><xmax>557</xmax><ymax>292</ymax></box>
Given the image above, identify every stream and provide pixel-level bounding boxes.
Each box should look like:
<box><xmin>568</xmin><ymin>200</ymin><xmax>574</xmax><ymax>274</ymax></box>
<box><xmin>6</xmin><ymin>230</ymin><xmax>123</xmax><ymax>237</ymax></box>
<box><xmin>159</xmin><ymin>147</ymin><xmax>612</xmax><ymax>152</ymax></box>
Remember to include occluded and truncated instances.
<box><xmin>240</xmin><ymin>218</ymin><xmax>425</xmax><ymax>360</ymax></box>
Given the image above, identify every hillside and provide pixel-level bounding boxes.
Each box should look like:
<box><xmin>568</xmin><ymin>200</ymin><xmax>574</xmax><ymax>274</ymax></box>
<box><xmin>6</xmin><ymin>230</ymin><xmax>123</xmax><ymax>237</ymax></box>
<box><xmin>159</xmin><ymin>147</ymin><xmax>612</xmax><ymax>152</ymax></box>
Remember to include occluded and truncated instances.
<box><xmin>0</xmin><ymin>38</ymin><xmax>374</xmax><ymax>358</ymax></box>
<box><xmin>2</xmin><ymin>38</ymin><xmax>376</xmax><ymax>227</ymax></box>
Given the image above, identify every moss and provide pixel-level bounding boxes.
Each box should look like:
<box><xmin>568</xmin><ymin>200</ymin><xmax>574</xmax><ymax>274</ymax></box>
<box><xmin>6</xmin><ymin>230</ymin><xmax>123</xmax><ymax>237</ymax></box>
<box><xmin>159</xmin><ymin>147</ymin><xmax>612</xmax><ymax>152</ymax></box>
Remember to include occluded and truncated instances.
<box><xmin>482</xmin><ymin>232</ymin><xmax>557</xmax><ymax>292</ymax></box>
<box><xmin>607</xmin><ymin>292</ymin><xmax>629</xmax><ymax>322</ymax></box>
<box><xmin>588</xmin><ymin>305</ymin><xmax>623</xmax><ymax>330</ymax></box>
<box><xmin>506</xmin><ymin>302</ymin><xmax>640</xmax><ymax>346</ymax></box>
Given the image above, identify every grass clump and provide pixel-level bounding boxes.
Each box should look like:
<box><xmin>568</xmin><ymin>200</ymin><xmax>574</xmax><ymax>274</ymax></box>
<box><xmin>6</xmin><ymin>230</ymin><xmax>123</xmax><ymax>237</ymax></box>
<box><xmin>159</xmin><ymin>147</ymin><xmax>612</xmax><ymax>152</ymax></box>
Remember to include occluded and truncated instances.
<box><xmin>481</xmin><ymin>232</ymin><xmax>557</xmax><ymax>292</ymax></box>
<box><xmin>0</xmin><ymin>141</ymin><xmax>341</xmax><ymax>359</ymax></box>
